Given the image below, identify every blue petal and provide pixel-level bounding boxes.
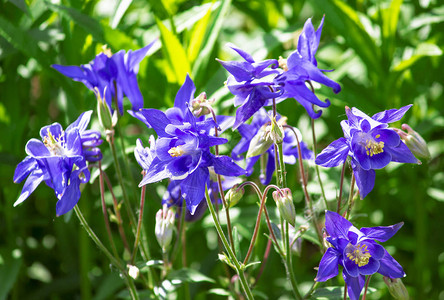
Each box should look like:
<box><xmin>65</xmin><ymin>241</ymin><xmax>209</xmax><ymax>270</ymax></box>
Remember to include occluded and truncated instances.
<box><xmin>363</xmin><ymin>241</ymin><xmax>385</xmax><ymax>260</ymax></box>
<box><xmin>343</xmin><ymin>272</ymin><xmax>365</xmax><ymax>300</ymax></box>
<box><xmin>226</xmin><ymin>43</ymin><xmax>255</xmax><ymax>63</ymax></box>
<box><xmin>372</xmin><ymin>104</ymin><xmax>413</xmax><ymax>124</ymax></box>
<box><xmin>39</xmin><ymin>123</ymin><xmax>63</xmax><ymax>141</ymax></box>
<box><xmin>139</xmin><ymin>157</ymin><xmax>170</xmax><ymax>186</ymax></box>
<box><xmin>14</xmin><ymin>156</ymin><xmax>37</xmax><ymax>183</ymax></box>
<box><xmin>351</xmin><ymin>161</ymin><xmax>375</xmax><ymax>199</ymax></box>
<box><xmin>377</xmin><ymin>249</ymin><xmax>405</xmax><ymax>278</ymax></box>
<box><xmin>174</xmin><ymin>74</ymin><xmax>196</xmax><ymax>111</ymax></box>
<box><xmin>325</xmin><ymin>210</ymin><xmax>353</xmax><ymax>240</ymax></box>
<box><xmin>385</xmin><ymin>141</ymin><xmax>420</xmax><ymax>164</ymax></box>
<box><xmin>315</xmin><ymin>247</ymin><xmax>340</xmax><ymax>282</ymax></box>
<box><xmin>232</xmin><ymin>88</ymin><xmax>269</xmax><ymax>129</ymax></box>
<box><xmin>315</xmin><ymin>137</ymin><xmax>349</xmax><ymax>167</ymax></box>
<box><xmin>14</xmin><ymin>168</ymin><xmax>46</xmax><ymax>206</ymax></box>
<box><xmin>181</xmin><ymin>167</ymin><xmax>210</xmax><ymax>215</ymax></box>
<box><xmin>358</xmin><ymin>257</ymin><xmax>380</xmax><ymax>275</ymax></box>
<box><xmin>360</xmin><ymin>222</ymin><xmax>404</xmax><ymax>242</ymax></box>
<box><xmin>138</xmin><ymin>109</ymin><xmax>172</xmax><ymax>137</ymax></box>
<box><xmin>261</xmin><ymin>152</ymin><xmax>275</xmax><ymax>185</ymax></box>
<box><xmin>66</xmin><ymin>110</ymin><xmax>93</xmax><ymax>133</ymax></box>
<box><xmin>212</xmin><ymin>155</ymin><xmax>247</xmax><ymax>177</ymax></box>
<box><xmin>56</xmin><ymin>175</ymin><xmax>81</xmax><ymax>216</ymax></box>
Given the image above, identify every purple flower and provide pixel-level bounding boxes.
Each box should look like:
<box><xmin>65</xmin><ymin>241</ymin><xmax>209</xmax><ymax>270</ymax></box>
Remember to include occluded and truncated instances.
<box><xmin>315</xmin><ymin>105</ymin><xmax>419</xmax><ymax>198</ymax></box>
<box><xmin>52</xmin><ymin>41</ymin><xmax>156</xmax><ymax>115</ymax></box>
<box><xmin>217</xmin><ymin>43</ymin><xmax>282</xmax><ymax>129</ymax></box>
<box><xmin>13</xmin><ymin>111</ymin><xmax>102</xmax><ymax>216</ymax></box>
<box><xmin>274</xmin><ymin>16</ymin><xmax>341</xmax><ymax>119</ymax></box>
<box><xmin>133</xmin><ymin>75</ymin><xmax>246</xmax><ymax>214</ymax></box>
<box><xmin>232</xmin><ymin>108</ymin><xmax>313</xmax><ymax>185</ymax></box>
<box><xmin>315</xmin><ymin>211</ymin><xmax>405</xmax><ymax>300</ymax></box>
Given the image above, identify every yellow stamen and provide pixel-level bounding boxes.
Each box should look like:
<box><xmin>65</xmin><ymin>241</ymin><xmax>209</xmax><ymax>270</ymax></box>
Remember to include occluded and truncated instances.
<box><xmin>43</xmin><ymin>129</ymin><xmax>65</xmax><ymax>156</ymax></box>
<box><xmin>168</xmin><ymin>146</ymin><xmax>184</xmax><ymax>157</ymax></box>
<box><xmin>365</xmin><ymin>139</ymin><xmax>384</xmax><ymax>157</ymax></box>
<box><xmin>346</xmin><ymin>244</ymin><xmax>371</xmax><ymax>267</ymax></box>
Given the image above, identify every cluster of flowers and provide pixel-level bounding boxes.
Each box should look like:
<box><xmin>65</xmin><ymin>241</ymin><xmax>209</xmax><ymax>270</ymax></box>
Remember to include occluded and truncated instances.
<box><xmin>14</xmin><ymin>16</ymin><xmax>426</xmax><ymax>299</ymax></box>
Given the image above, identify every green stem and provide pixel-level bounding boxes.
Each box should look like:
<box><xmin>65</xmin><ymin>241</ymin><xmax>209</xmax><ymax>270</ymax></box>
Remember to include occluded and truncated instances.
<box><xmin>205</xmin><ymin>186</ymin><xmax>254</xmax><ymax>300</ymax></box>
<box><xmin>277</xmin><ymin>143</ymin><xmax>287</xmax><ymax>187</ymax></box>
<box><xmin>131</xmin><ymin>185</ymin><xmax>146</xmax><ymax>264</ymax></box>
<box><xmin>74</xmin><ymin>205</ymin><xmax>139</xmax><ymax>300</ymax></box>
<box><xmin>345</xmin><ymin>173</ymin><xmax>356</xmax><ymax>220</ymax></box>
<box><xmin>285</xmin><ymin>221</ymin><xmax>303</xmax><ymax>300</ymax></box>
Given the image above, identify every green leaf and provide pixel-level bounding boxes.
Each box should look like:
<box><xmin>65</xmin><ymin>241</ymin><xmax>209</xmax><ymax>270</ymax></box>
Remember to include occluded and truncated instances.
<box><xmin>192</xmin><ymin>0</ymin><xmax>231</xmax><ymax>81</ymax></box>
<box><xmin>167</xmin><ymin>268</ymin><xmax>215</xmax><ymax>284</ymax></box>
<box><xmin>110</xmin><ymin>0</ymin><xmax>133</xmax><ymax>29</ymax></box>
<box><xmin>233</xmin><ymin>226</ymin><xmax>242</xmax><ymax>260</ymax></box>
<box><xmin>310</xmin><ymin>286</ymin><xmax>376</xmax><ymax>299</ymax></box>
<box><xmin>0</xmin><ymin>249</ymin><xmax>22</xmax><ymax>300</ymax></box>
<box><xmin>187</xmin><ymin>2</ymin><xmax>213</xmax><ymax>64</ymax></box>
<box><xmin>9</xmin><ymin>0</ymin><xmax>31</xmax><ymax>17</ymax></box>
<box><xmin>392</xmin><ymin>43</ymin><xmax>443</xmax><ymax>72</ymax></box>
<box><xmin>380</xmin><ymin>0</ymin><xmax>403</xmax><ymax>59</ymax></box>
<box><xmin>0</xmin><ymin>15</ymin><xmax>51</xmax><ymax>67</ymax></box>
<box><xmin>311</xmin><ymin>0</ymin><xmax>382</xmax><ymax>76</ymax></box>
<box><xmin>156</xmin><ymin>17</ymin><xmax>191</xmax><ymax>84</ymax></box>
<box><xmin>207</xmin><ymin>288</ymin><xmax>231</xmax><ymax>297</ymax></box>
<box><xmin>427</xmin><ymin>187</ymin><xmax>444</xmax><ymax>202</ymax></box>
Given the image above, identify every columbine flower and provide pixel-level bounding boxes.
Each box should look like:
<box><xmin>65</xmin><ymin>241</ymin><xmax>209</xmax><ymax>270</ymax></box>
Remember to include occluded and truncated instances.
<box><xmin>217</xmin><ymin>43</ymin><xmax>282</xmax><ymax>129</ymax></box>
<box><xmin>133</xmin><ymin>75</ymin><xmax>246</xmax><ymax>214</ymax></box>
<box><xmin>315</xmin><ymin>105</ymin><xmax>420</xmax><ymax>198</ymax></box>
<box><xmin>52</xmin><ymin>41</ymin><xmax>156</xmax><ymax>115</ymax></box>
<box><xmin>13</xmin><ymin>111</ymin><xmax>102</xmax><ymax>216</ymax></box>
<box><xmin>274</xmin><ymin>16</ymin><xmax>341</xmax><ymax>119</ymax></box>
<box><xmin>232</xmin><ymin>108</ymin><xmax>313</xmax><ymax>185</ymax></box>
<box><xmin>315</xmin><ymin>211</ymin><xmax>405</xmax><ymax>300</ymax></box>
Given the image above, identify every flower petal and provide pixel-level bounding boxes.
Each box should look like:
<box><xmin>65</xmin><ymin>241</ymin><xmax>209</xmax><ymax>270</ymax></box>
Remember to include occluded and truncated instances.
<box><xmin>372</xmin><ymin>104</ymin><xmax>413</xmax><ymax>124</ymax></box>
<box><xmin>343</xmin><ymin>272</ymin><xmax>365</xmax><ymax>300</ymax></box>
<box><xmin>138</xmin><ymin>109</ymin><xmax>172</xmax><ymax>137</ymax></box>
<box><xmin>358</xmin><ymin>257</ymin><xmax>380</xmax><ymax>275</ymax></box>
<box><xmin>14</xmin><ymin>156</ymin><xmax>37</xmax><ymax>183</ymax></box>
<box><xmin>181</xmin><ymin>167</ymin><xmax>209</xmax><ymax>215</ymax></box>
<box><xmin>385</xmin><ymin>141</ymin><xmax>420</xmax><ymax>164</ymax></box>
<box><xmin>325</xmin><ymin>210</ymin><xmax>353</xmax><ymax>240</ymax></box>
<box><xmin>315</xmin><ymin>247</ymin><xmax>340</xmax><ymax>282</ymax></box>
<box><xmin>351</xmin><ymin>161</ymin><xmax>375</xmax><ymax>199</ymax></box>
<box><xmin>174</xmin><ymin>74</ymin><xmax>196</xmax><ymax>111</ymax></box>
<box><xmin>360</xmin><ymin>222</ymin><xmax>404</xmax><ymax>242</ymax></box>
<box><xmin>377</xmin><ymin>249</ymin><xmax>405</xmax><ymax>278</ymax></box>
<box><xmin>212</xmin><ymin>155</ymin><xmax>247</xmax><ymax>177</ymax></box>
<box><xmin>56</xmin><ymin>175</ymin><xmax>81</xmax><ymax>216</ymax></box>
<box><xmin>13</xmin><ymin>168</ymin><xmax>45</xmax><ymax>206</ymax></box>
<box><xmin>315</xmin><ymin>137</ymin><xmax>349</xmax><ymax>167</ymax></box>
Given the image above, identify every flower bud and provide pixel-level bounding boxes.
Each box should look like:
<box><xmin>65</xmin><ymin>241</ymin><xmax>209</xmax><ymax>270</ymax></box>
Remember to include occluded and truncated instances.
<box><xmin>127</xmin><ymin>264</ymin><xmax>140</xmax><ymax>280</ymax></box>
<box><xmin>155</xmin><ymin>205</ymin><xmax>175</xmax><ymax>252</ymax></box>
<box><xmin>95</xmin><ymin>88</ymin><xmax>114</xmax><ymax>131</ymax></box>
<box><xmin>247</xmin><ymin>116</ymin><xmax>287</xmax><ymax>158</ymax></box>
<box><xmin>273</xmin><ymin>188</ymin><xmax>296</xmax><ymax>227</ymax></box>
<box><xmin>225</xmin><ymin>185</ymin><xmax>244</xmax><ymax>208</ymax></box>
<box><xmin>190</xmin><ymin>92</ymin><xmax>215</xmax><ymax>117</ymax></box>
<box><xmin>383</xmin><ymin>277</ymin><xmax>409</xmax><ymax>300</ymax></box>
<box><xmin>394</xmin><ymin>124</ymin><xmax>430</xmax><ymax>160</ymax></box>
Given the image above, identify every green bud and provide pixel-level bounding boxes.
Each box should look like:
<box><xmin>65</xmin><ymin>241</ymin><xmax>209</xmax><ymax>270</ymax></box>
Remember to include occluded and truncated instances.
<box><xmin>95</xmin><ymin>88</ymin><xmax>114</xmax><ymax>130</ymax></box>
<box><xmin>383</xmin><ymin>277</ymin><xmax>409</xmax><ymax>300</ymax></box>
<box><xmin>273</xmin><ymin>188</ymin><xmax>296</xmax><ymax>227</ymax></box>
<box><xmin>247</xmin><ymin>116</ymin><xmax>287</xmax><ymax>158</ymax></box>
<box><xmin>394</xmin><ymin>124</ymin><xmax>430</xmax><ymax>161</ymax></box>
<box><xmin>225</xmin><ymin>185</ymin><xmax>244</xmax><ymax>208</ymax></box>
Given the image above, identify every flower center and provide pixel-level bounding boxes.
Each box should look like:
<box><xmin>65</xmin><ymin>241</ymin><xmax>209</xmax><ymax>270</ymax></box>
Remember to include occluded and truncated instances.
<box><xmin>168</xmin><ymin>146</ymin><xmax>185</xmax><ymax>157</ymax></box>
<box><xmin>365</xmin><ymin>135</ymin><xmax>384</xmax><ymax>157</ymax></box>
<box><xmin>43</xmin><ymin>129</ymin><xmax>66</xmax><ymax>156</ymax></box>
<box><xmin>346</xmin><ymin>244</ymin><xmax>371</xmax><ymax>267</ymax></box>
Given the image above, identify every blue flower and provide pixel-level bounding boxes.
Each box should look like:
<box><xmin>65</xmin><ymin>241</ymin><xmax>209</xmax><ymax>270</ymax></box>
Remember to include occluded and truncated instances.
<box><xmin>315</xmin><ymin>211</ymin><xmax>405</xmax><ymax>300</ymax></box>
<box><xmin>274</xmin><ymin>16</ymin><xmax>341</xmax><ymax>119</ymax></box>
<box><xmin>52</xmin><ymin>41</ymin><xmax>155</xmax><ymax>115</ymax></box>
<box><xmin>133</xmin><ymin>75</ymin><xmax>246</xmax><ymax>214</ymax></box>
<box><xmin>315</xmin><ymin>105</ymin><xmax>419</xmax><ymax>198</ymax></box>
<box><xmin>13</xmin><ymin>111</ymin><xmax>102</xmax><ymax>216</ymax></box>
<box><xmin>232</xmin><ymin>108</ymin><xmax>313</xmax><ymax>185</ymax></box>
<box><xmin>217</xmin><ymin>43</ymin><xmax>282</xmax><ymax>129</ymax></box>
<box><xmin>161</xmin><ymin>170</ymin><xmax>242</xmax><ymax>222</ymax></box>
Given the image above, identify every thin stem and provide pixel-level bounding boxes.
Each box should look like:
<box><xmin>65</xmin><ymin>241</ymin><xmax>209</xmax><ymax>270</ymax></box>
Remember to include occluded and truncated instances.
<box><xmin>344</xmin><ymin>283</ymin><xmax>348</xmax><ymax>300</ymax></box>
<box><xmin>277</xmin><ymin>143</ymin><xmax>287</xmax><ymax>187</ymax></box>
<box><xmin>337</xmin><ymin>162</ymin><xmax>347</xmax><ymax>213</ymax></box>
<box><xmin>131</xmin><ymin>185</ymin><xmax>146</xmax><ymax>264</ymax></box>
<box><xmin>99</xmin><ymin>161</ymin><xmax>119</xmax><ymax>258</ymax></box>
<box><xmin>103</xmin><ymin>171</ymin><xmax>131</xmax><ymax>253</ymax></box>
<box><xmin>345</xmin><ymin>173</ymin><xmax>356</xmax><ymax>220</ymax></box>
<box><xmin>253</xmin><ymin>239</ymin><xmax>272</xmax><ymax>287</ymax></box>
<box><xmin>285</xmin><ymin>221</ymin><xmax>303</xmax><ymax>300</ymax></box>
<box><xmin>303</xmin><ymin>281</ymin><xmax>319</xmax><ymax>299</ymax></box>
<box><xmin>362</xmin><ymin>275</ymin><xmax>372</xmax><ymax>300</ymax></box>
<box><xmin>205</xmin><ymin>186</ymin><xmax>254</xmax><ymax>300</ymax></box>
<box><xmin>243</xmin><ymin>185</ymin><xmax>282</xmax><ymax>264</ymax></box>
<box><xmin>287</xmin><ymin>125</ymin><xmax>324</xmax><ymax>249</ymax></box>
<box><xmin>263</xmin><ymin>206</ymin><xmax>284</xmax><ymax>256</ymax></box>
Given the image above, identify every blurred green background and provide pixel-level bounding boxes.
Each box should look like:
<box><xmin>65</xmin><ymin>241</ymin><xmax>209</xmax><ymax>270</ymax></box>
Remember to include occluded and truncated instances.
<box><xmin>1</xmin><ymin>0</ymin><xmax>443</xmax><ymax>299</ymax></box>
